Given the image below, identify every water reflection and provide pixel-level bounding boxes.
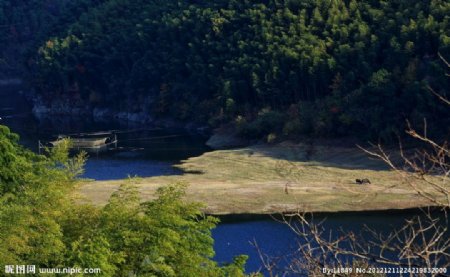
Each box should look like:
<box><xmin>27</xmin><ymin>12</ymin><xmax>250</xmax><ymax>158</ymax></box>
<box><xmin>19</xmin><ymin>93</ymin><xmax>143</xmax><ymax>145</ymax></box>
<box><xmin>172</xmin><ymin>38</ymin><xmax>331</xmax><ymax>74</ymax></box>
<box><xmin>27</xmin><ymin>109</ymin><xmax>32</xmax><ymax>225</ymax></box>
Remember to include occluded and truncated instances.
<box><xmin>0</xmin><ymin>85</ymin><xmax>211</xmax><ymax>180</ymax></box>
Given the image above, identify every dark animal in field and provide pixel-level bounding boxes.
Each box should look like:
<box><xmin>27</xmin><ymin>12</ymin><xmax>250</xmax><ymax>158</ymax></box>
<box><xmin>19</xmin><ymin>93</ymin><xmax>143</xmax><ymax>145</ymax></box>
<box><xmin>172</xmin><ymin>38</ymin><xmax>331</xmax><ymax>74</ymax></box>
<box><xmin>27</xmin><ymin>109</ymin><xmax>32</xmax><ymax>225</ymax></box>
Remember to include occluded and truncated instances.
<box><xmin>356</xmin><ymin>178</ymin><xmax>371</xmax><ymax>185</ymax></box>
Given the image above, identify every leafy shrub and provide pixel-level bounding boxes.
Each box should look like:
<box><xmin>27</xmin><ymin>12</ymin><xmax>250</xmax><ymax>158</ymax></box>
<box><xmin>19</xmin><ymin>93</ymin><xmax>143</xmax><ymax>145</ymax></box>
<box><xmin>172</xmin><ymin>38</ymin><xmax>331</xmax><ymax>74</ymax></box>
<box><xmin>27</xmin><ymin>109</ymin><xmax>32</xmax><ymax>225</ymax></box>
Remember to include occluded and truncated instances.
<box><xmin>238</xmin><ymin>109</ymin><xmax>285</xmax><ymax>139</ymax></box>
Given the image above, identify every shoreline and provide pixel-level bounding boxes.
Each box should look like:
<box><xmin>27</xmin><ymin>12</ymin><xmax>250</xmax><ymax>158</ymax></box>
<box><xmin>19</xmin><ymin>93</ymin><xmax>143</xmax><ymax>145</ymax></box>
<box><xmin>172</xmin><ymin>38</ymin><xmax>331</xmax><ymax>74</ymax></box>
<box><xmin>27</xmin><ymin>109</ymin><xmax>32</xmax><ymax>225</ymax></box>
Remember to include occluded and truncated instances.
<box><xmin>28</xmin><ymin>90</ymin><xmax>212</xmax><ymax>135</ymax></box>
<box><xmin>213</xmin><ymin>206</ymin><xmax>446</xmax><ymax>222</ymax></box>
<box><xmin>3</xmin><ymin>82</ymin><xmax>446</xmax><ymax>215</ymax></box>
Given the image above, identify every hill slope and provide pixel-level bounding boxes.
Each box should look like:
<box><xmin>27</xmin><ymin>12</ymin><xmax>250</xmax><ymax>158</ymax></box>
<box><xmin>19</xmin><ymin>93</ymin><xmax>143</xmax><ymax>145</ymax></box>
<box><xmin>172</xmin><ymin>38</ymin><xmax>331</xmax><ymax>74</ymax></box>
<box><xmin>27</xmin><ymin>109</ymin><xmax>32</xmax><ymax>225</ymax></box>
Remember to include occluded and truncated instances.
<box><xmin>24</xmin><ymin>0</ymin><xmax>450</xmax><ymax>140</ymax></box>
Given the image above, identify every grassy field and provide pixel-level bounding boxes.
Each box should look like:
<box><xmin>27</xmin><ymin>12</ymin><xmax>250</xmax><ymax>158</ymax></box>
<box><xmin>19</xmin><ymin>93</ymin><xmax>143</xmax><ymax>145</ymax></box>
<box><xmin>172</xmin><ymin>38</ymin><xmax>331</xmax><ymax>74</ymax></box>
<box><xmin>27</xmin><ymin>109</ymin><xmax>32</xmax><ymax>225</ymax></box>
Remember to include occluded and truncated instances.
<box><xmin>78</xmin><ymin>142</ymin><xmax>447</xmax><ymax>214</ymax></box>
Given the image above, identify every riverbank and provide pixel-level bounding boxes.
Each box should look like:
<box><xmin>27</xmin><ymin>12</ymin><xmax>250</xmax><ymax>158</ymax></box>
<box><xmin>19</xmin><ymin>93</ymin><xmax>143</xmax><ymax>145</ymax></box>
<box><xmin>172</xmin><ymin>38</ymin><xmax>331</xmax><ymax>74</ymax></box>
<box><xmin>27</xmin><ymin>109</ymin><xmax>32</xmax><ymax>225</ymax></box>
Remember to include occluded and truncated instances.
<box><xmin>29</xmin><ymin>90</ymin><xmax>211</xmax><ymax>134</ymax></box>
<box><xmin>79</xmin><ymin>142</ymin><xmax>446</xmax><ymax>215</ymax></box>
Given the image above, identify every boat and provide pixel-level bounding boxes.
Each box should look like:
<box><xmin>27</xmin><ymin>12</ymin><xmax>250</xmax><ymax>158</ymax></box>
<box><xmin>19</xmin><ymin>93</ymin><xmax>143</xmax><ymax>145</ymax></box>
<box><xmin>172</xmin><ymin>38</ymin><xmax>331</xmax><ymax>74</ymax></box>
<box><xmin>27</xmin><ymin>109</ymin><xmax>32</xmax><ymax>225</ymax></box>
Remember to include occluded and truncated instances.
<box><xmin>39</xmin><ymin>131</ymin><xmax>118</xmax><ymax>154</ymax></box>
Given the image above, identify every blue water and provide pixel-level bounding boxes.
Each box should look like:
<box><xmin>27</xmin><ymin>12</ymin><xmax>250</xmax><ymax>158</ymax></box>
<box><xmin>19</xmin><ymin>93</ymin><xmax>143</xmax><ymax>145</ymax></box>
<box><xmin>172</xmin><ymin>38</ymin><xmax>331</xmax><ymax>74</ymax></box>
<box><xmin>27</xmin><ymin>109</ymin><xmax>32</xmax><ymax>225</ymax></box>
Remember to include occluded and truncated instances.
<box><xmin>83</xmin><ymin>158</ymin><xmax>181</xmax><ymax>180</ymax></box>
<box><xmin>213</xmin><ymin>220</ymin><xmax>298</xmax><ymax>273</ymax></box>
<box><xmin>211</xmin><ymin>212</ymin><xmax>450</xmax><ymax>275</ymax></box>
<box><xmin>0</xmin><ymin>86</ymin><xmax>211</xmax><ymax>181</ymax></box>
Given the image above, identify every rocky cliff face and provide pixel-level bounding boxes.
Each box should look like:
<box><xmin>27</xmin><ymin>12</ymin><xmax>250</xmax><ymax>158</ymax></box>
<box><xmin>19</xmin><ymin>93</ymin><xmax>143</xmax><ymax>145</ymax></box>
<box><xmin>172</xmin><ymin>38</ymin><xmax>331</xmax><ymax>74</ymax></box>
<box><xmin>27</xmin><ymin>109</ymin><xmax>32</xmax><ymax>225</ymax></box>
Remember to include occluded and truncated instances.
<box><xmin>29</xmin><ymin>92</ymin><xmax>210</xmax><ymax>133</ymax></box>
<box><xmin>32</xmin><ymin>96</ymin><xmax>154</xmax><ymax>124</ymax></box>
<box><xmin>0</xmin><ymin>79</ymin><xmax>23</xmax><ymax>86</ymax></box>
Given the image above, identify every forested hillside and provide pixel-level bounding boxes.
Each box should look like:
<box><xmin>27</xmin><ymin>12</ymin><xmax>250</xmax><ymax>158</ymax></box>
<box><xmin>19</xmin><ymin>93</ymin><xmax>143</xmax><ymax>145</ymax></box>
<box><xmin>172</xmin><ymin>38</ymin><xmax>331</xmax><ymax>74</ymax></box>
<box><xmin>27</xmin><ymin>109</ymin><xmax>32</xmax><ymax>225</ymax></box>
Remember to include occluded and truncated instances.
<box><xmin>18</xmin><ymin>0</ymin><xmax>450</xmax><ymax>139</ymax></box>
<box><xmin>0</xmin><ymin>0</ymin><xmax>106</xmax><ymax>77</ymax></box>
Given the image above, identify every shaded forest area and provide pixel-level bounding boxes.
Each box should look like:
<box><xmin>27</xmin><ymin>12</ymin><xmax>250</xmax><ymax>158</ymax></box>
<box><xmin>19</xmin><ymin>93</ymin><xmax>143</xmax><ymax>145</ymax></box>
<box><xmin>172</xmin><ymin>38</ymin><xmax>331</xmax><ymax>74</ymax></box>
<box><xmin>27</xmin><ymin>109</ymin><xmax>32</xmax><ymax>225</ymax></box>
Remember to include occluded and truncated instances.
<box><xmin>2</xmin><ymin>0</ymin><xmax>450</xmax><ymax>140</ymax></box>
<box><xmin>0</xmin><ymin>0</ymin><xmax>106</xmax><ymax>77</ymax></box>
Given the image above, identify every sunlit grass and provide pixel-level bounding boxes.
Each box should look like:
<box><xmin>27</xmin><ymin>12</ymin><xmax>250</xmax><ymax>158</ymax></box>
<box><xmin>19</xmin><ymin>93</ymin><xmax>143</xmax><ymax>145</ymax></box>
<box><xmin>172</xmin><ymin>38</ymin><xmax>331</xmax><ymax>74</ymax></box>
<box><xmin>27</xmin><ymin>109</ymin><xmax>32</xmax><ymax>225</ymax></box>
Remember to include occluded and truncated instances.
<box><xmin>79</xmin><ymin>142</ymin><xmax>447</xmax><ymax>214</ymax></box>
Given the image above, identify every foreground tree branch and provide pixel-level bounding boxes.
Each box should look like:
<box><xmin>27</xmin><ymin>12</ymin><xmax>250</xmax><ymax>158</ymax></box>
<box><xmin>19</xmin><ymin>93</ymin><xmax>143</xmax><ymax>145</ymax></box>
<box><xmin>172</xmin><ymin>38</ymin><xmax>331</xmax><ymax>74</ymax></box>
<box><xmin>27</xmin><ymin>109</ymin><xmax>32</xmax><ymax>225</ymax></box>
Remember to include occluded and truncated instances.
<box><xmin>259</xmin><ymin>56</ymin><xmax>450</xmax><ymax>276</ymax></box>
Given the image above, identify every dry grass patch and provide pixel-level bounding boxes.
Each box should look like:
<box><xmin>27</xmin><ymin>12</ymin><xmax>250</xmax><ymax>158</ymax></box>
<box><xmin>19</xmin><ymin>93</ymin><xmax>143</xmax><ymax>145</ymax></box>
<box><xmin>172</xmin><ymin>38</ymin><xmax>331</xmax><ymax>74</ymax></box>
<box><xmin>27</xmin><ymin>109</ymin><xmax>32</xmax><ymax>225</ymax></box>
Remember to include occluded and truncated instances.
<box><xmin>79</xmin><ymin>142</ymin><xmax>447</xmax><ymax>214</ymax></box>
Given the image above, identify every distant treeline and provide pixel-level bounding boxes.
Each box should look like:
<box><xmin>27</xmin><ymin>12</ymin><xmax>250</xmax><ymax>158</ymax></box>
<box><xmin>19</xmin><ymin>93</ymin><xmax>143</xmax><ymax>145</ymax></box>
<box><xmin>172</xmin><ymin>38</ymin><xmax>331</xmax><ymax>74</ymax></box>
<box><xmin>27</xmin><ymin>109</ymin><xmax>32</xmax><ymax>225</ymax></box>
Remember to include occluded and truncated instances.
<box><xmin>8</xmin><ymin>0</ymin><xmax>450</xmax><ymax>140</ymax></box>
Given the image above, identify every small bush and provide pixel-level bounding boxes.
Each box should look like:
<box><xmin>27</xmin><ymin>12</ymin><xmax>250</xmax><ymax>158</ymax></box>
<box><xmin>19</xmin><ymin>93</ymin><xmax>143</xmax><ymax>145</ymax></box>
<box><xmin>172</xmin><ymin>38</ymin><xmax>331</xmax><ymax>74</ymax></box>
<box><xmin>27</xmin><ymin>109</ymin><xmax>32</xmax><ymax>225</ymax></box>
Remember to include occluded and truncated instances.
<box><xmin>267</xmin><ymin>133</ymin><xmax>277</xmax><ymax>143</ymax></box>
<box><xmin>237</xmin><ymin>109</ymin><xmax>285</xmax><ymax>139</ymax></box>
<box><xmin>283</xmin><ymin>119</ymin><xmax>302</xmax><ymax>136</ymax></box>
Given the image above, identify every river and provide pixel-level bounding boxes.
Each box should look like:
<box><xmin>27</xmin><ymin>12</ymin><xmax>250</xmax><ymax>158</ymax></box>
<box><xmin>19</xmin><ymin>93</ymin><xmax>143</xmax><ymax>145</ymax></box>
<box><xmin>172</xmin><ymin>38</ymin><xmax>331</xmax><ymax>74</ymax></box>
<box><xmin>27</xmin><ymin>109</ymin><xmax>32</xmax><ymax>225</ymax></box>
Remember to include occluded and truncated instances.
<box><xmin>1</xmin><ymin>85</ymin><xmax>447</xmax><ymax>275</ymax></box>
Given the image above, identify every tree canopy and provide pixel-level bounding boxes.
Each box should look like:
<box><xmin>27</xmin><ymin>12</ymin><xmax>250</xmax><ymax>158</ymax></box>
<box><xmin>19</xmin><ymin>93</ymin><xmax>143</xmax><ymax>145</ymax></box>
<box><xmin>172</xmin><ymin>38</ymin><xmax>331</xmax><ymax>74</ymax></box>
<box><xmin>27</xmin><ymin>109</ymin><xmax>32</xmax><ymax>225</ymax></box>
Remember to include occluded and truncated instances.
<box><xmin>0</xmin><ymin>126</ymin><xmax>248</xmax><ymax>276</ymax></box>
<box><xmin>4</xmin><ymin>0</ymin><xmax>450</xmax><ymax>140</ymax></box>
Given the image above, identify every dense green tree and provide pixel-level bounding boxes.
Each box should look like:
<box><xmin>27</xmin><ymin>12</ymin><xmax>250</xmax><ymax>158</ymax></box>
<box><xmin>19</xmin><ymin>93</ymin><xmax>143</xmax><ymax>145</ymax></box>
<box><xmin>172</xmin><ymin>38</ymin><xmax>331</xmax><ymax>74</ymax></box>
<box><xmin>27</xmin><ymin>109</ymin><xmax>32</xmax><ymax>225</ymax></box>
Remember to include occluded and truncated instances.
<box><xmin>0</xmin><ymin>0</ymin><xmax>107</xmax><ymax>77</ymax></box>
<box><xmin>0</xmin><ymin>126</ymin><xmax>248</xmax><ymax>276</ymax></box>
<box><xmin>0</xmin><ymin>127</ymin><xmax>82</xmax><ymax>266</ymax></box>
<box><xmin>7</xmin><ymin>0</ymin><xmax>450</xmax><ymax>140</ymax></box>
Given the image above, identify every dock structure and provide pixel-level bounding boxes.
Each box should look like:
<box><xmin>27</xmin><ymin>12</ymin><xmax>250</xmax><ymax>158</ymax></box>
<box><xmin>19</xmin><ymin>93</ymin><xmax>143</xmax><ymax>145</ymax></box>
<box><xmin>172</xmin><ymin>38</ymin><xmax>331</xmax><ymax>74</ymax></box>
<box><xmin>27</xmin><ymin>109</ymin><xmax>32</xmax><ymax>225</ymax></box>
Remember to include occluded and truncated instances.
<box><xmin>39</xmin><ymin>131</ymin><xmax>118</xmax><ymax>155</ymax></box>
